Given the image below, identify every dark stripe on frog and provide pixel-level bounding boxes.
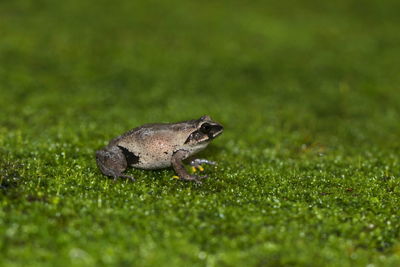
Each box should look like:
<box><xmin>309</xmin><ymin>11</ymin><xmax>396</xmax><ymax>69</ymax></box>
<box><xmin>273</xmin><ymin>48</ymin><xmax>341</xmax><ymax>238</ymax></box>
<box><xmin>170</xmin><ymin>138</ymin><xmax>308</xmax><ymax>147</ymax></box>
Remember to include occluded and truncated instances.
<box><xmin>117</xmin><ymin>146</ymin><xmax>140</xmax><ymax>165</ymax></box>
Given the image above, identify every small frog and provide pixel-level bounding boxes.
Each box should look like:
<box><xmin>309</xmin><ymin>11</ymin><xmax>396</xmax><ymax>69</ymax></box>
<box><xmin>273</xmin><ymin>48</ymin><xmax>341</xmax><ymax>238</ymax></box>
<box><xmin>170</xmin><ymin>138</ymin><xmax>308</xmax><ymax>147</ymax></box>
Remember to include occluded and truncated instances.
<box><xmin>96</xmin><ymin>115</ymin><xmax>223</xmax><ymax>183</ymax></box>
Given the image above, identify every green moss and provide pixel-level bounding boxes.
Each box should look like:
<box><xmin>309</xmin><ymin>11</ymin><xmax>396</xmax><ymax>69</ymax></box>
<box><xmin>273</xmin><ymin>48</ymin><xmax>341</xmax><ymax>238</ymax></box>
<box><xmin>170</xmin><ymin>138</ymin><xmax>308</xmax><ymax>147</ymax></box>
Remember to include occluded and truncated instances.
<box><xmin>1</xmin><ymin>0</ymin><xmax>400</xmax><ymax>266</ymax></box>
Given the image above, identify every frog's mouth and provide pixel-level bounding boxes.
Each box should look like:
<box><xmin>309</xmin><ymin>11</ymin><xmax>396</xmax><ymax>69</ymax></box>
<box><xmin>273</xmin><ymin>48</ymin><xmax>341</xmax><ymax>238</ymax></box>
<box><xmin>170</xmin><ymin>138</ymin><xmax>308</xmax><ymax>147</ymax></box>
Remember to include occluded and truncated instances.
<box><xmin>185</xmin><ymin>123</ymin><xmax>224</xmax><ymax>144</ymax></box>
<box><xmin>207</xmin><ymin>124</ymin><xmax>224</xmax><ymax>139</ymax></box>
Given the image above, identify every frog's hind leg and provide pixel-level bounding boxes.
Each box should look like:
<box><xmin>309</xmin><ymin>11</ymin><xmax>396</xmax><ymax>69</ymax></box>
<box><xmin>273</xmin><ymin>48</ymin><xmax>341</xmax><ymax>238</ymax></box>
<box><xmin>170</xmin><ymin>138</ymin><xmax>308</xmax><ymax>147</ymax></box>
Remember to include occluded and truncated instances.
<box><xmin>96</xmin><ymin>146</ymin><xmax>135</xmax><ymax>182</ymax></box>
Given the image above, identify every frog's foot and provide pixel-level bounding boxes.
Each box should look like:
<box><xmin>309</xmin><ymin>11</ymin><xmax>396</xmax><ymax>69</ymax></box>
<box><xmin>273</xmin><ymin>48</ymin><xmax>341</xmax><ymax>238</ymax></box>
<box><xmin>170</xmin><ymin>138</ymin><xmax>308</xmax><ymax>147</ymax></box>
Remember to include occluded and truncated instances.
<box><xmin>190</xmin><ymin>159</ymin><xmax>217</xmax><ymax>167</ymax></box>
<box><xmin>103</xmin><ymin>169</ymin><xmax>135</xmax><ymax>183</ymax></box>
<box><xmin>190</xmin><ymin>159</ymin><xmax>216</xmax><ymax>172</ymax></box>
<box><xmin>118</xmin><ymin>174</ymin><xmax>136</xmax><ymax>182</ymax></box>
<box><xmin>172</xmin><ymin>150</ymin><xmax>210</xmax><ymax>184</ymax></box>
<box><xmin>180</xmin><ymin>174</ymin><xmax>208</xmax><ymax>184</ymax></box>
<box><xmin>171</xmin><ymin>174</ymin><xmax>207</xmax><ymax>183</ymax></box>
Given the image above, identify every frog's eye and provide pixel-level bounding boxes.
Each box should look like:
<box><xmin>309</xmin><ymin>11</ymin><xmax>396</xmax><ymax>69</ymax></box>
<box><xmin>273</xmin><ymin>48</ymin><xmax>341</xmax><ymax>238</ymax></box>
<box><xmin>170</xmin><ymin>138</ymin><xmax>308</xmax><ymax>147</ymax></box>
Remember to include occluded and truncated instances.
<box><xmin>200</xmin><ymin>123</ymin><xmax>212</xmax><ymax>133</ymax></box>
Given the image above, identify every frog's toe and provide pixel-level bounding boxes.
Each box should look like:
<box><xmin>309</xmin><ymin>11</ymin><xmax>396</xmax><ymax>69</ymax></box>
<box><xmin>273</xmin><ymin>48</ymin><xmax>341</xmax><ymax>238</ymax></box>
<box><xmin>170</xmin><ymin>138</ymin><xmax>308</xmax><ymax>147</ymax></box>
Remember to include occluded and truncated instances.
<box><xmin>197</xmin><ymin>175</ymin><xmax>208</xmax><ymax>182</ymax></box>
<box><xmin>177</xmin><ymin>174</ymin><xmax>208</xmax><ymax>183</ymax></box>
<box><xmin>188</xmin><ymin>174</ymin><xmax>208</xmax><ymax>184</ymax></box>
<box><xmin>111</xmin><ymin>173</ymin><xmax>135</xmax><ymax>182</ymax></box>
<box><xmin>194</xmin><ymin>175</ymin><xmax>208</xmax><ymax>184</ymax></box>
<box><xmin>190</xmin><ymin>159</ymin><xmax>216</xmax><ymax>173</ymax></box>
<box><xmin>190</xmin><ymin>159</ymin><xmax>216</xmax><ymax>167</ymax></box>
<box><xmin>121</xmin><ymin>174</ymin><xmax>136</xmax><ymax>182</ymax></box>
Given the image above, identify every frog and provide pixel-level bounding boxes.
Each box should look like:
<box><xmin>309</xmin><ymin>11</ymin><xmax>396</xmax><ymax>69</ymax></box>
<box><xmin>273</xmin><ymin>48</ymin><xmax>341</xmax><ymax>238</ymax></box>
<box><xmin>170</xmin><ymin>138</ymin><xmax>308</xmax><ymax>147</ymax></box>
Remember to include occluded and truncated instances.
<box><xmin>96</xmin><ymin>115</ymin><xmax>223</xmax><ymax>183</ymax></box>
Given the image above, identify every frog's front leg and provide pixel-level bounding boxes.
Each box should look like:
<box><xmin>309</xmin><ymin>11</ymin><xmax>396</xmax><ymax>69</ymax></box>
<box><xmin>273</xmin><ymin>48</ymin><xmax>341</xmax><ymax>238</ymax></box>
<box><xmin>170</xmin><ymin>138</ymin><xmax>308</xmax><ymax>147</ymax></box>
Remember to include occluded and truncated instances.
<box><xmin>96</xmin><ymin>146</ymin><xmax>135</xmax><ymax>182</ymax></box>
<box><xmin>171</xmin><ymin>150</ymin><xmax>207</xmax><ymax>183</ymax></box>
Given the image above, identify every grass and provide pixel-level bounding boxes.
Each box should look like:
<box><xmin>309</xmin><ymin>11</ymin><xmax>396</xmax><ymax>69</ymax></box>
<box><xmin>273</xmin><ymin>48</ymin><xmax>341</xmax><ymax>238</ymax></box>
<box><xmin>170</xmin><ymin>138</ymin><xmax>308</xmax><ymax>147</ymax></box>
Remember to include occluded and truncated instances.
<box><xmin>1</xmin><ymin>0</ymin><xmax>400</xmax><ymax>266</ymax></box>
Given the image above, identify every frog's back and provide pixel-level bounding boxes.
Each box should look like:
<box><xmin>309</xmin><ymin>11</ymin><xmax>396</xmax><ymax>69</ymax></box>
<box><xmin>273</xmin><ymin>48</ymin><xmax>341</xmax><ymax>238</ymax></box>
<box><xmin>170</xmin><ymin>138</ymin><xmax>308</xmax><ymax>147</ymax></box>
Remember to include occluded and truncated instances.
<box><xmin>109</xmin><ymin>123</ymin><xmax>190</xmax><ymax>169</ymax></box>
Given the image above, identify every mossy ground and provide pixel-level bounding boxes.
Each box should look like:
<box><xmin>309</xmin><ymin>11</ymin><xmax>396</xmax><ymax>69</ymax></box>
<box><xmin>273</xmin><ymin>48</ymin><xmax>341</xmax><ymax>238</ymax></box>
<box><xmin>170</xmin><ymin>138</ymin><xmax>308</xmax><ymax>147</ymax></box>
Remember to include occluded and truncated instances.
<box><xmin>1</xmin><ymin>0</ymin><xmax>400</xmax><ymax>266</ymax></box>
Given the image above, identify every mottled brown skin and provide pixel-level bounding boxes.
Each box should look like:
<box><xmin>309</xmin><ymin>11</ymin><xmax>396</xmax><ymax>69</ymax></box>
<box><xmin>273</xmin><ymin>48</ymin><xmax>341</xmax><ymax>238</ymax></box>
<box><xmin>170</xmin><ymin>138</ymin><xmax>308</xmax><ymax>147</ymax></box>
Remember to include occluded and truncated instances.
<box><xmin>96</xmin><ymin>115</ymin><xmax>223</xmax><ymax>183</ymax></box>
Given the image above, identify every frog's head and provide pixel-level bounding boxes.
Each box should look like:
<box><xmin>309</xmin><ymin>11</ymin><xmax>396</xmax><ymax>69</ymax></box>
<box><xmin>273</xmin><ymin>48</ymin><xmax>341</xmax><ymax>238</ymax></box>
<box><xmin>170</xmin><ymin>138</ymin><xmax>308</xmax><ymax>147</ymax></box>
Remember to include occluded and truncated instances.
<box><xmin>184</xmin><ymin>115</ymin><xmax>224</xmax><ymax>145</ymax></box>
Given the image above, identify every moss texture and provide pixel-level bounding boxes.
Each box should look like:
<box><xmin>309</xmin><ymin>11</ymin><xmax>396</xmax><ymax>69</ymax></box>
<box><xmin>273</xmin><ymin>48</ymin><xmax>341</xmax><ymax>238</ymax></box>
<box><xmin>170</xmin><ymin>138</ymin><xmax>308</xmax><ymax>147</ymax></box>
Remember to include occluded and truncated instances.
<box><xmin>1</xmin><ymin>0</ymin><xmax>400</xmax><ymax>266</ymax></box>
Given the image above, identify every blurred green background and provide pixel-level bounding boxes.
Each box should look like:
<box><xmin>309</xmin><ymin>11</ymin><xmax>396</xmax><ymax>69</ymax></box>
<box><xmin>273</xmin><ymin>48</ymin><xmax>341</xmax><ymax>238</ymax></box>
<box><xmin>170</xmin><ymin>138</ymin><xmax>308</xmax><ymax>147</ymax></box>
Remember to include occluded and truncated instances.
<box><xmin>1</xmin><ymin>0</ymin><xmax>400</xmax><ymax>266</ymax></box>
